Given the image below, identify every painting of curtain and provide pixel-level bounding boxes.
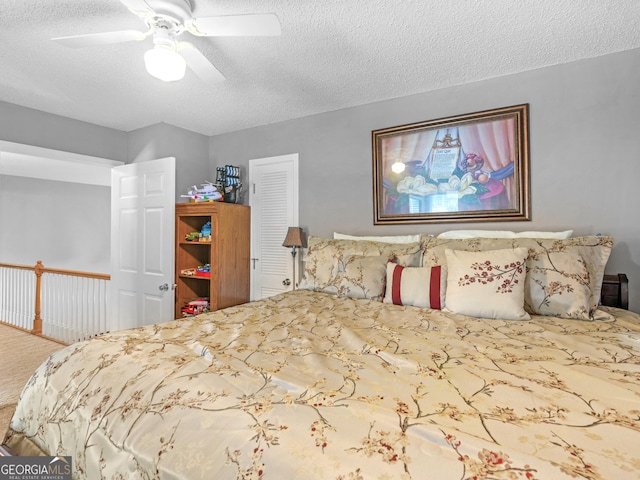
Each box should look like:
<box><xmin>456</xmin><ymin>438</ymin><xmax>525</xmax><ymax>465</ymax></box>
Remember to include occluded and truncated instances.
<box><xmin>372</xmin><ymin>104</ymin><xmax>530</xmax><ymax>224</ymax></box>
<box><xmin>458</xmin><ymin>118</ymin><xmax>516</xmax><ymax>208</ymax></box>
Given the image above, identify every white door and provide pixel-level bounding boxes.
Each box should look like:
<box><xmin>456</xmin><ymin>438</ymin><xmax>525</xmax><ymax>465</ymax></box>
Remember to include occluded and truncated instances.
<box><xmin>249</xmin><ymin>154</ymin><xmax>299</xmax><ymax>300</ymax></box>
<box><xmin>110</xmin><ymin>157</ymin><xmax>175</xmax><ymax>331</ymax></box>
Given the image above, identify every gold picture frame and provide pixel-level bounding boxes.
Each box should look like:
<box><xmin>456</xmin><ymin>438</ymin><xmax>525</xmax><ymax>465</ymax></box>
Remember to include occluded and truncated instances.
<box><xmin>372</xmin><ymin>104</ymin><xmax>530</xmax><ymax>224</ymax></box>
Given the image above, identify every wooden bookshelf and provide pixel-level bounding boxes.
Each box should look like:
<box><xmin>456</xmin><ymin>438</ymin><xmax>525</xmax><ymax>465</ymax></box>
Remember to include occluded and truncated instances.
<box><xmin>174</xmin><ymin>202</ymin><xmax>250</xmax><ymax>319</ymax></box>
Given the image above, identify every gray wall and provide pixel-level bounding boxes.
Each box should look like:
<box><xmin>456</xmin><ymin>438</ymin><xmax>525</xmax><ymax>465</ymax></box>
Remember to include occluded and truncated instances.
<box><xmin>0</xmin><ymin>101</ymin><xmax>128</xmax><ymax>273</ymax></box>
<box><xmin>0</xmin><ymin>107</ymin><xmax>210</xmax><ymax>273</ymax></box>
<box><xmin>0</xmin><ymin>176</ymin><xmax>111</xmax><ymax>273</ymax></box>
<box><xmin>0</xmin><ymin>101</ymin><xmax>127</xmax><ymax>161</ymax></box>
<box><xmin>127</xmin><ymin>122</ymin><xmax>210</xmax><ymax>199</ymax></box>
<box><xmin>209</xmin><ymin>48</ymin><xmax>640</xmax><ymax>312</ymax></box>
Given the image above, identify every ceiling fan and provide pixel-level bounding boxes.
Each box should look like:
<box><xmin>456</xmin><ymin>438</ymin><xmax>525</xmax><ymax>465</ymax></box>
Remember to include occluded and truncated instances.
<box><xmin>52</xmin><ymin>0</ymin><xmax>281</xmax><ymax>83</ymax></box>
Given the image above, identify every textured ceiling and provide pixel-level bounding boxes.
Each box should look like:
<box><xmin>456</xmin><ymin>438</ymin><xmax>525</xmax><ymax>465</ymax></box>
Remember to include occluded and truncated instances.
<box><xmin>1</xmin><ymin>0</ymin><xmax>639</xmax><ymax>136</ymax></box>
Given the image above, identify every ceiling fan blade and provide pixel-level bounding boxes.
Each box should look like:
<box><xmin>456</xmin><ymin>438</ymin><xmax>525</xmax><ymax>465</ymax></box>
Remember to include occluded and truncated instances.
<box><xmin>186</xmin><ymin>14</ymin><xmax>281</xmax><ymax>37</ymax></box>
<box><xmin>178</xmin><ymin>42</ymin><xmax>225</xmax><ymax>82</ymax></box>
<box><xmin>53</xmin><ymin>30</ymin><xmax>149</xmax><ymax>48</ymax></box>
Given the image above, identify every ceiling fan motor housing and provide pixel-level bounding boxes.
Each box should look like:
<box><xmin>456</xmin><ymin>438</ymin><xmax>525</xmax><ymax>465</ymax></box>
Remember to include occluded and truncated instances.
<box><xmin>151</xmin><ymin>25</ymin><xmax>178</xmax><ymax>48</ymax></box>
<box><xmin>145</xmin><ymin>0</ymin><xmax>194</xmax><ymax>28</ymax></box>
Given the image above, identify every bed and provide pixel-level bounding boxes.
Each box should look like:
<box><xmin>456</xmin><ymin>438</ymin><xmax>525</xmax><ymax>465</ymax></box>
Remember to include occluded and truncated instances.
<box><xmin>3</xmin><ymin>234</ymin><xmax>640</xmax><ymax>479</ymax></box>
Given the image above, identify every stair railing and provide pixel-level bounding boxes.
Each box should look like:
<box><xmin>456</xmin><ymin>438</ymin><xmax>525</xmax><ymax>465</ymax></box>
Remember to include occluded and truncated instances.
<box><xmin>0</xmin><ymin>261</ymin><xmax>110</xmax><ymax>344</ymax></box>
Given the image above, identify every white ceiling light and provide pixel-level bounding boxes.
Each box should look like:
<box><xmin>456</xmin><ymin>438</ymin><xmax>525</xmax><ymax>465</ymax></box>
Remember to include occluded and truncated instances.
<box><xmin>144</xmin><ymin>28</ymin><xmax>186</xmax><ymax>82</ymax></box>
<box><xmin>144</xmin><ymin>43</ymin><xmax>186</xmax><ymax>81</ymax></box>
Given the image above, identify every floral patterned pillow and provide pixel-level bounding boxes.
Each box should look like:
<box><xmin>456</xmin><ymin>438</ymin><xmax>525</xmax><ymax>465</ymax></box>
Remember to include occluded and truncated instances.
<box><xmin>444</xmin><ymin>248</ymin><xmax>530</xmax><ymax>320</ymax></box>
<box><xmin>391</xmin><ymin>251</ymin><xmax>424</xmax><ymax>268</ymax></box>
<box><xmin>422</xmin><ymin>236</ymin><xmax>613</xmax><ymax>320</ymax></box>
<box><xmin>525</xmin><ymin>248</ymin><xmax>592</xmax><ymax>319</ymax></box>
<box><xmin>335</xmin><ymin>255</ymin><xmax>389</xmax><ymax>300</ymax></box>
<box><xmin>299</xmin><ymin>236</ymin><xmax>422</xmax><ymax>294</ymax></box>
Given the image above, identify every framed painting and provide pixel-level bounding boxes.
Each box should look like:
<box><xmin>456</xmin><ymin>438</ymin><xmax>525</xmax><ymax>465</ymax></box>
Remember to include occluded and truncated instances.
<box><xmin>372</xmin><ymin>104</ymin><xmax>530</xmax><ymax>224</ymax></box>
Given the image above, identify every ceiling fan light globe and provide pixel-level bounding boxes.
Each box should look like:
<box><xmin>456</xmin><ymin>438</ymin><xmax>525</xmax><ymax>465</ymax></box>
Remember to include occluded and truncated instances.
<box><xmin>144</xmin><ymin>45</ymin><xmax>186</xmax><ymax>82</ymax></box>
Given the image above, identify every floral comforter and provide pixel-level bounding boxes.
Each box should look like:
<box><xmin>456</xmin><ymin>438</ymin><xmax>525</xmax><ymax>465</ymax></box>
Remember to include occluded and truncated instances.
<box><xmin>4</xmin><ymin>290</ymin><xmax>640</xmax><ymax>479</ymax></box>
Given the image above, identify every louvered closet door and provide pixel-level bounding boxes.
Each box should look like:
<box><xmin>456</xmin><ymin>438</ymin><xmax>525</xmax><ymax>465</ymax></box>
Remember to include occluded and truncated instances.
<box><xmin>249</xmin><ymin>154</ymin><xmax>299</xmax><ymax>300</ymax></box>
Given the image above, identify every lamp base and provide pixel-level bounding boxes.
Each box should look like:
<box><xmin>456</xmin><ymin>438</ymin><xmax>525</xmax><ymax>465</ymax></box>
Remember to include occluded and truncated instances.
<box><xmin>291</xmin><ymin>247</ymin><xmax>297</xmax><ymax>289</ymax></box>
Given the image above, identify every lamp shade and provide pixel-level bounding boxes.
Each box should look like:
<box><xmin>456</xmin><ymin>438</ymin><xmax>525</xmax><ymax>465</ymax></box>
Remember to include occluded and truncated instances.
<box><xmin>144</xmin><ymin>44</ymin><xmax>186</xmax><ymax>82</ymax></box>
<box><xmin>282</xmin><ymin>227</ymin><xmax>304</xmax><ymax>248</ymax></box>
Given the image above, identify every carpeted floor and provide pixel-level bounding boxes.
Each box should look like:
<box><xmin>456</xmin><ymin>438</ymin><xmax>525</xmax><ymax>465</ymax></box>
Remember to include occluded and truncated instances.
<box><xmin>0</xmin><ymin>324</ymin><xmax>65</xmax><ymax>439</ymax></box>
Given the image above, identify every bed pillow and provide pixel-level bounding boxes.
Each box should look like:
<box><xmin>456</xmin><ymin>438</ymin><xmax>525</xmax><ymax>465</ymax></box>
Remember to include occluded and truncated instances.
<box><xmin>444</xmin><ymin>248</ymin><xmax>530</xmax><ymax>320</ymax></box>
<box><xmin>333</xmin><ymin>232</ymin><xmax>420</xmax><ymax>243</ymax></box>
<box><xmin>383</xmin><ymin>264</ymin><xmax>443</xmax><ymax>309</ymax></box>
<box><xmin>525</xmin><ymin>249</ymin><xmax>593</xmax><ymax>319</ymax></box>
<box><xmin>335</xmin><ymin>255</ymin><xmax>389</xmax><ymax>300</ymax></box>
<box><xmin>437</xmin><ymin>230</ymin><xmax>573</xmax><ymax>239</ymax></box>
<box><xmin>299</xmin><ymin>236</ymin><xmax>422</xmax><ymax>294</ymax></box>
<box><xmin>422</xmin><ymin>235</ymin><xmax>613</xmax><ymax>320</ymax></box>
<box><xmin>391</xmin><ymin>250</ymin><xmax>424</xmax><ymax>268</ymax></box>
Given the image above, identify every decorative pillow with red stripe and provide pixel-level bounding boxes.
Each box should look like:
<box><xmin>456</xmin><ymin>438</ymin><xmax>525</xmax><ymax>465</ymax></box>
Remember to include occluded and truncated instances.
<box><xmin>383</xmin><ymin>263</ymin><xmax>443</xmax><ymax>309</ymax></box>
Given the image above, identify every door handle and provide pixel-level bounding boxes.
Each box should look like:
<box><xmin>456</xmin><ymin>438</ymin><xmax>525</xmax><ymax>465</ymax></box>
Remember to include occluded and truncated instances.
<box><xmin>282</xmin><ymin>278</ymin><xmax>291</xmax><ymax>286</ymax></box>
<box><xmin>159</xmin><ymin>283</ymin><xmax>169</xmax><ymax>291</ymax></box>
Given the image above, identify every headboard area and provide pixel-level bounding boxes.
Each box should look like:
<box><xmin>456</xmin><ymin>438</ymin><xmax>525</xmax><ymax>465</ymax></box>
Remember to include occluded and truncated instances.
<box><xmin>601</xmin><ymin>274</ymin><xmax>629</xmax><ymax>310</ymax></box>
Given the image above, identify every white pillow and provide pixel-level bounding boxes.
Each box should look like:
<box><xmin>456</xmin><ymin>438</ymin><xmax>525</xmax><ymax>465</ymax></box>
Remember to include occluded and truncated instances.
<box><xmin>383</xmin><ymin>263</ymin><xmax>443</xmax><ymax>309</ymax></box>
<box><xmin>333</xmin><ymin>232</ymin><xmax>420</xmax><ymax>243</ymax></box>
<box><xmin>444</xmin><ymin>248</ymin><xmax>530</xmax><ymax>320</ymax></box>
<box><xmin>516</xmin><ymin>230</ymin><xmax>573</xmax><ymax>239</ymax></box>
<box><xmin>437</xmin><ymin>230</ymin><xmax>573</xmax><ymax>239</ymax></box>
